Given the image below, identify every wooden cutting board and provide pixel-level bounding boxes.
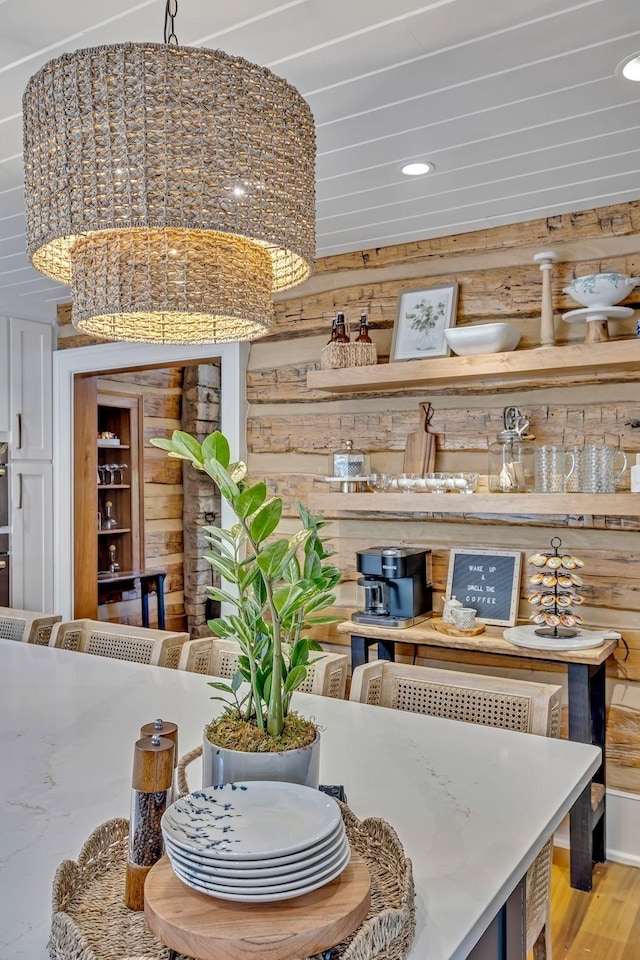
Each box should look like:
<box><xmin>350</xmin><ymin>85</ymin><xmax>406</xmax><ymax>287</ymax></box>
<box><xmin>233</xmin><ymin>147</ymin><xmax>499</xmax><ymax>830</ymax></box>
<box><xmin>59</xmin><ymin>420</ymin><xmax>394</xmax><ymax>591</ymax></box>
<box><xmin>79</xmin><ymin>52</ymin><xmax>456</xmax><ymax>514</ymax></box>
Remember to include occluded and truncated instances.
<box><xmin>403</xmin><ymin>402</ymin><xmax>436</xmax><ymax>476</ymax></box>
<box><xmin>145</xmin><ymin>854</ymin><xmax>371</xmax><ymax>960</ymax></box>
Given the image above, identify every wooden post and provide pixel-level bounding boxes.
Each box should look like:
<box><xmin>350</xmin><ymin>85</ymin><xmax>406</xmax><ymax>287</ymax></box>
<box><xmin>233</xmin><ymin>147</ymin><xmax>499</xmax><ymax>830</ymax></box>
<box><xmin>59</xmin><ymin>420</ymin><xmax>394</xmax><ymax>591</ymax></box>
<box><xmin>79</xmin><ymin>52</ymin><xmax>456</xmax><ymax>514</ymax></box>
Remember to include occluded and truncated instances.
<box><xmin>533</xmin><ymin>251</ymin><xmax>559</xmax><ymax>348</ymax></box>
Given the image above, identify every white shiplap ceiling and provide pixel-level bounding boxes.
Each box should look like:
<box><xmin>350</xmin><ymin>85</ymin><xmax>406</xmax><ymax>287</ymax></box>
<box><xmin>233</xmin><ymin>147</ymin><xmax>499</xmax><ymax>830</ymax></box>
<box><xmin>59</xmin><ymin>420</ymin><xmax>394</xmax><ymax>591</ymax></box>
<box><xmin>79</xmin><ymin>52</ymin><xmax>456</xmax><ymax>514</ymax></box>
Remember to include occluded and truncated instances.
<box><xmin>1</xmin><ymin>0</ymin><xmax>639</xmax><ymax>322</ymax></box>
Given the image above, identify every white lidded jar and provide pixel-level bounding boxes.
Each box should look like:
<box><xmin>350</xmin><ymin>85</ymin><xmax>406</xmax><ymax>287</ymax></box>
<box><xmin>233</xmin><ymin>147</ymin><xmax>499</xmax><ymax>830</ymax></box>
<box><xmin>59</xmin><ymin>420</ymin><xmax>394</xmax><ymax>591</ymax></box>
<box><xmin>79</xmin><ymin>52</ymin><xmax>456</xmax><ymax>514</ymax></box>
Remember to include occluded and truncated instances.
<box><xmin>329</xmin><ymin>439</ymin><xmax>369</xmax><ymax>479</ymax></box>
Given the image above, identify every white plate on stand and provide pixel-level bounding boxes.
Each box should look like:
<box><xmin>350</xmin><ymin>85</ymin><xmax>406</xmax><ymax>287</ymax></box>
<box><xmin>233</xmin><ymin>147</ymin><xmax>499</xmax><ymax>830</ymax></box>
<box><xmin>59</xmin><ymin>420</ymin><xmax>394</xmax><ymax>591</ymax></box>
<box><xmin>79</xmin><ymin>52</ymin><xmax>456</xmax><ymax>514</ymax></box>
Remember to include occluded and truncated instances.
<box><xmin>503</xmin><ymin>625</ymin><xmax>621</xmax><ymax>651</ymax></box>
<box><xmin>561</xmin><ymin>305</ymin><xmax>635</xmax><ymax>323</ymax></box>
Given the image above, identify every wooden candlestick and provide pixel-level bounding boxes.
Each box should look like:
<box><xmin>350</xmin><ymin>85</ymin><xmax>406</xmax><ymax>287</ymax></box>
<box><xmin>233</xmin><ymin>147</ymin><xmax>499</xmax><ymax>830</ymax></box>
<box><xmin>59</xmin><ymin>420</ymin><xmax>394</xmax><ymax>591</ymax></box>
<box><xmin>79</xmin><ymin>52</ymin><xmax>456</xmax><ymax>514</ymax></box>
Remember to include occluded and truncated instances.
<box><xmin>534</xmin><ymin>251</ymin><xmax>559</xmax><ymax>348</ymax></box>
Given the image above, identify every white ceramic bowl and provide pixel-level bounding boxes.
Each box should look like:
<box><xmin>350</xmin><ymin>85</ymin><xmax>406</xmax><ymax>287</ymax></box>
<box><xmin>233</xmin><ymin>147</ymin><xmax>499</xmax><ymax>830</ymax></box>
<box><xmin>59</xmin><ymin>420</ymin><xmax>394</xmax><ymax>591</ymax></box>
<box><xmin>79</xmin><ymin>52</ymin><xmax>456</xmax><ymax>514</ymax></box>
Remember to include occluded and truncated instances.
<box><xmin>563</xmin><ymin>273</ymin><xmax>640</xmax><ymax>307</ymax></box>
<box><xmin>444</xmin><ymin>323</ymin><xmax>521</xmax><ymax>356</ymax></box>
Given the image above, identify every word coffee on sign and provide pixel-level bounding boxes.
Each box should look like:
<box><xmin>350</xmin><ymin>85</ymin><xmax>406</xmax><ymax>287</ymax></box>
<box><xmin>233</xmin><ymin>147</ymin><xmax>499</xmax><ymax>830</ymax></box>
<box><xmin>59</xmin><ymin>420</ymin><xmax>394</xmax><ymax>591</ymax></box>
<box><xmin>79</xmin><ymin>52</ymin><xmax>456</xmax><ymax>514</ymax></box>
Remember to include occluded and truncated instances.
<box><xmin>446</xmin><ymin>549</ymin><xmax>522</xmax><ymax>627</ymax></box>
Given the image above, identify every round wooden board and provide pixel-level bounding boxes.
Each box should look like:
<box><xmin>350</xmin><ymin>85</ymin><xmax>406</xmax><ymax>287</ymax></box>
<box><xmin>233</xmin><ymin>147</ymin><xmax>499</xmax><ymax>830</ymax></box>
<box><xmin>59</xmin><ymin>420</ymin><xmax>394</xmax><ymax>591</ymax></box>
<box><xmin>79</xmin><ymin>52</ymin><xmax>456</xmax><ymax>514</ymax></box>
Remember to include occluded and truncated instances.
<box><xmin>432</xmin><ymin>617</ymin><xmax>486</xmax><ymax>637</ymax></box>
<box><xmin>144</xmin><ymin>853</ymin><xmax>371</xmax><ymax>960</ymax></box>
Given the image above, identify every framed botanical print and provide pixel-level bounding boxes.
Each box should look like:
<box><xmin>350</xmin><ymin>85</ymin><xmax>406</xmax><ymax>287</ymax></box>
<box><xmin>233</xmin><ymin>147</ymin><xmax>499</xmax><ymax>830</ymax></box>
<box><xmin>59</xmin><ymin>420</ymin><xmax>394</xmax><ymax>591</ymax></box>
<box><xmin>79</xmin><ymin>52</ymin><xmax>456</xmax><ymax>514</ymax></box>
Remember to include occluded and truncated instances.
<box><xmin>390</xmin><ymin>283</ymin><xmax>458</xmax><ymax>361</ymax></box>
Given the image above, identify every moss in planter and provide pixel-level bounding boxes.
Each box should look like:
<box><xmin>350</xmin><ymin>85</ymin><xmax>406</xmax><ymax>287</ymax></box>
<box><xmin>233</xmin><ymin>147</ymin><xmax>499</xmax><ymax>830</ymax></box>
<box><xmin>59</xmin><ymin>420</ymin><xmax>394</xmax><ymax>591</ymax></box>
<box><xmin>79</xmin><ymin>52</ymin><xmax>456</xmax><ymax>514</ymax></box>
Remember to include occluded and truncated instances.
<box><xmin>206</xmin><ymin>713</ymin><xmax>317</xmax><ymax>753</ymax></box>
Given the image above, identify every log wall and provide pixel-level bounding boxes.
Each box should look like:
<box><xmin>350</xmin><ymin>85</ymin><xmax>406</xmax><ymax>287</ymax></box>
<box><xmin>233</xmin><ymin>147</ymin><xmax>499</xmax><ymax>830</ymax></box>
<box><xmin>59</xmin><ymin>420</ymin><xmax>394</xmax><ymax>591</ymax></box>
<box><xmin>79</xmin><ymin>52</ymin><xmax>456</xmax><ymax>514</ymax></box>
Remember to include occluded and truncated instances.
<box><xmin>248</xmin><ymin>199</ymin><xmax>640</xmax><ymax>795</ymax></box>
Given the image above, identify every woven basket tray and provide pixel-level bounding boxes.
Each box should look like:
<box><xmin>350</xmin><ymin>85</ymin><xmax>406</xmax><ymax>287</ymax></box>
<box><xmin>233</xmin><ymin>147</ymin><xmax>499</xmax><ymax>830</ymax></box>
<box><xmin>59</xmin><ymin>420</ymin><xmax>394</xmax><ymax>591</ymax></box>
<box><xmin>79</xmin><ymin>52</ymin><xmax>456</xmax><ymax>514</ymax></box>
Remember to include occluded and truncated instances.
<box><xmin>320</xmin><ymin>341</ymin><xmax>377</xmax><ymax>369</ymax></box>
<box><xmin>49</xmin><ymin>763</ymin><xmax>415</xmax><ymax>960</ymax></box>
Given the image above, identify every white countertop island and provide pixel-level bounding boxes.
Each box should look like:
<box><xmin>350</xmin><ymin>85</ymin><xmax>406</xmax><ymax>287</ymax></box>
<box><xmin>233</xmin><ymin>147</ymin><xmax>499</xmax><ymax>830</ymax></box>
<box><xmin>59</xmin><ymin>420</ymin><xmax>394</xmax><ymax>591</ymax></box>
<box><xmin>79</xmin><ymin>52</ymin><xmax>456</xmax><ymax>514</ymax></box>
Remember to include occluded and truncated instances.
<box><xmin>0</xmin><ymin>638</ymin><xmax>600</xmax><ymax>960</ymax></box>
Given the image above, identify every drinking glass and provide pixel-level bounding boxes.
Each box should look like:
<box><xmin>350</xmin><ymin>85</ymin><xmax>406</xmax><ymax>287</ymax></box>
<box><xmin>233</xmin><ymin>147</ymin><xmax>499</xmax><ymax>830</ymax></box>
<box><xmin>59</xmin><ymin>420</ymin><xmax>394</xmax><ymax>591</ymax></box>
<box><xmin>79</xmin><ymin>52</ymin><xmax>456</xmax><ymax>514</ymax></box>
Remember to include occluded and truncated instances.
<box><xmin>452</xmin><ymin>472</ymin><xmax>479</xmax><ymax>494</ymax></box>
<box><xmin>367</xmin><ymin>473</ymin><xmax>391</xmax><ymax>492</ymax></box>
<box><xmin>578</xmin><ymin>444</ymin><xmax>627</xmax><ymax>494</ymax></box>
<box><xmin>534</xmin><ymin>446</ymin><xmax>575</xmax><ymax>493</ymax></box>
<box><xmin>424</xmin><ymin>472</ymin><xmax>450</xmax><ymax>493</ymax></box>
<box><xmin>396</xmin><ymin>472</ymin><xmax>419</xmax><ymax>493</ymax></box>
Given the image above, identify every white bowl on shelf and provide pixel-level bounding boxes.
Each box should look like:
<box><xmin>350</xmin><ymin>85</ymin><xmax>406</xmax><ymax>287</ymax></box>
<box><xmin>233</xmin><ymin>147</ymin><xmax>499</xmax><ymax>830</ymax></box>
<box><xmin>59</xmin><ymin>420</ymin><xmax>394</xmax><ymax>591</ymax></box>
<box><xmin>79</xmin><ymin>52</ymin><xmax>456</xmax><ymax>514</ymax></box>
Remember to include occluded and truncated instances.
<box><xmin>444</xmin><ymin>323</ymin><xmax>521</xmax><ymax>356</ymax></box>
<box><xmin>563</xmin><ymin>273</ymin><xmax>639</xmax><ymax>307</ymax></box>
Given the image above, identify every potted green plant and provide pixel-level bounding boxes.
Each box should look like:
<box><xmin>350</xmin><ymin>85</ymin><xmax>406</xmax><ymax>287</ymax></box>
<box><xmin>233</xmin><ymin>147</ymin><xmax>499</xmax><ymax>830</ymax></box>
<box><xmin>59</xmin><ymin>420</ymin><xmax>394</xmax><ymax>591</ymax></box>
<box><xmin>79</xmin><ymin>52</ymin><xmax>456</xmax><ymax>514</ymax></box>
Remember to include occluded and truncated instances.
<box><xmin>151</xmin><ymin>429</ymin><xmax>341</xmax><ymax>787</ymax></box>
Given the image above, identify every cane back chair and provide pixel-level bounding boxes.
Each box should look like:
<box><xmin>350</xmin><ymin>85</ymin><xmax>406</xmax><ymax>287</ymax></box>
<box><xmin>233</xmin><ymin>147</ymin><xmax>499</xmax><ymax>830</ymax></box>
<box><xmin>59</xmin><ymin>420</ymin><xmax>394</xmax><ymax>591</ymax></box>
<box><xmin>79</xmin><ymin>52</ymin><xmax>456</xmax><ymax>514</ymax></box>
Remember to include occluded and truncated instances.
<box><xmin>0</xmin><ymin>607</ymin><xmax>61</xmax><ymax>645</ymax></box>
<box><xmin>49</xmin><ymin>619</ymin><xmax>188</xmax><ymax>669</ymax></box>
<box><xmin>350</xmin><ymin>660</ymin><xmax>562</xmax><ymax>959</ymax></box>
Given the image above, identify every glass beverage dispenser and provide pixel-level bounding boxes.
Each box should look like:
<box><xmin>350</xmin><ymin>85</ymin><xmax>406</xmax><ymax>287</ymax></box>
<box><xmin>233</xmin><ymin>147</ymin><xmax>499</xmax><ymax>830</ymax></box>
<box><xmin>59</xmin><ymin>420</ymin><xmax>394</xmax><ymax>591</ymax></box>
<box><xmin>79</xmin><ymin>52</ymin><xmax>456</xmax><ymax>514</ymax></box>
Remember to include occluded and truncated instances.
<box><xmin>488</xmin><ymin>406</ymin><xmax>535</xmax><ymax>493</ymax></box>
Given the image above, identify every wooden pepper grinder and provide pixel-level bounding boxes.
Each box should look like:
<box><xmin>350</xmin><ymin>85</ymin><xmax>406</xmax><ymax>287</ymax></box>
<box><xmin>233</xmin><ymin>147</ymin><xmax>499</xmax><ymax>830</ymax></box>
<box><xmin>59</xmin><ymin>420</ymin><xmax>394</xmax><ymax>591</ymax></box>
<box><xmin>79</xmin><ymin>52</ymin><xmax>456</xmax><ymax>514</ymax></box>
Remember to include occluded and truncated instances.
<box><xmin>140</xmin><ymin>718</ymin><xmax>179</xmax><ymax>799</ymax></box>
<box><xmin>124</xmin><ymin>734</ymin><xmax>175</xmax><ymax>911</ymax></box>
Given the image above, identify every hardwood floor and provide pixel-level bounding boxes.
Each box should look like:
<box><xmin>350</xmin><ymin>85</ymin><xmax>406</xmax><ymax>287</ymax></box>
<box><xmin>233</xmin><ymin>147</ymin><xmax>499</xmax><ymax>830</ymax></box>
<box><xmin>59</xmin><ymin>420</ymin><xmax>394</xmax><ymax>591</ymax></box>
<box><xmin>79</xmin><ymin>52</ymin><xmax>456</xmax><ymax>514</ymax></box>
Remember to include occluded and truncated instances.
<box><xmin>550</xmin><ymin>849</ymin><xmax>640</xmax><ymax>959</ymax></box>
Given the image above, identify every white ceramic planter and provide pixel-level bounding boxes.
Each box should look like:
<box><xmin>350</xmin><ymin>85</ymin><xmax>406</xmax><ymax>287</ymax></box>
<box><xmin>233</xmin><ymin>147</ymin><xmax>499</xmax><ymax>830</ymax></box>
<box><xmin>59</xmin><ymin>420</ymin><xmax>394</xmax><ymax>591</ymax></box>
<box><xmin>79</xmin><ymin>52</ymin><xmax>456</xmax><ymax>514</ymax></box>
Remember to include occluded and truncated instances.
<box><xmin>202</xmin><ymin>731</ymin><xmax>321</xmax><ymax>789</ymax></box>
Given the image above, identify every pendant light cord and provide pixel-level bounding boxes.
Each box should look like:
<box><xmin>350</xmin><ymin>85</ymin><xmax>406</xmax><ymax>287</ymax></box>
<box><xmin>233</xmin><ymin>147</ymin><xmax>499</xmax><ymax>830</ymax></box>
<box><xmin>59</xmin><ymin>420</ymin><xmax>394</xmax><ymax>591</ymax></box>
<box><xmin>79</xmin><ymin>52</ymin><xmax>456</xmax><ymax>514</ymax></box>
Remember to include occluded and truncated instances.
<box><xmin>164</xmin><ymin>0</ymin><xmax>179</xmax><ymax>44</ymax></box>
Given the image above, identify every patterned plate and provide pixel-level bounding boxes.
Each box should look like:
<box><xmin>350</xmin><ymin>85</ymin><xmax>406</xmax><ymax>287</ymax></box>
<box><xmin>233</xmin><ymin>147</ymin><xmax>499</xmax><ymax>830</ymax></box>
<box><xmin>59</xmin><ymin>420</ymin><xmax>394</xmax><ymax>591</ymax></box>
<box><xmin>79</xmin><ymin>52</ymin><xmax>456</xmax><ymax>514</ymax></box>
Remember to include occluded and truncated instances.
<box><xmin>166</xmin><ymin>835</ymin><xmax>351</xmax><ymax>887</ymax></box>
<box><xmin>164</xmin><ymin>824</ymin><xmax>346</xmax><ymax>876</ymax></box>
<box><xmin>171</xmin><ymin>847</ymin><xmax>352</xmax><ymax>902</ymax></box>
<box><xmin>161</xmin><ymin>781</ymin><xmax>341</xmax><ymax>860</ymax></box>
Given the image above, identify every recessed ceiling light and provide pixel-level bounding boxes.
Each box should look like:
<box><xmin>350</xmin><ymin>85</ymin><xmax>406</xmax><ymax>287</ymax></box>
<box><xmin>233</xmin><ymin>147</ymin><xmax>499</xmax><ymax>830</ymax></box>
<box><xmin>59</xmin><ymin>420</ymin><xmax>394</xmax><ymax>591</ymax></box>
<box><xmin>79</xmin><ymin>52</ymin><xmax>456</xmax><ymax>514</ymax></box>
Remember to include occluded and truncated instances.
<box><xmin>616</xmin><ymin>53</ymin><xmax>640</xmax><ymax>81</ymax></box>
<box><xmin>401</xmin><ymin>161</ymin><xmax>434</xmax><ymax>176</ymax></box>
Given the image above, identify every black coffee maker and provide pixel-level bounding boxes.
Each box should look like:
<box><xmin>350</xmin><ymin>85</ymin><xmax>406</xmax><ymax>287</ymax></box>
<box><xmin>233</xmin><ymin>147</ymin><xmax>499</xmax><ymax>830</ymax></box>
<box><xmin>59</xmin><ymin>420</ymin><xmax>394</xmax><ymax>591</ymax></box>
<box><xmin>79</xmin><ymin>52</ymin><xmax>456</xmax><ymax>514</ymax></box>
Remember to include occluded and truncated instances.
<box><xmin>352</xmin><ymin>546</ymin><xmax>432</xmax><ymax>628</ymax></box>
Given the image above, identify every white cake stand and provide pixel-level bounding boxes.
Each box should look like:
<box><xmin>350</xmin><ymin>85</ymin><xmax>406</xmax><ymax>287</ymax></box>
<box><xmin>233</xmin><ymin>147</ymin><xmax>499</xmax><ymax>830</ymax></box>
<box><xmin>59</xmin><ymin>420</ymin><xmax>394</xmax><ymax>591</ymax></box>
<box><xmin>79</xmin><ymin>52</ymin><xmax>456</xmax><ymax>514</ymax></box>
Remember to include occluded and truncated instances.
<box><xmin>562</xmin><ymin>305</ymin><xmax>635</xmax><ymax>323</ymax></box>
<box><xmin>504</xmin><ymin>625</ymin><xmax>621</xmax><ymax>651</ymax></box>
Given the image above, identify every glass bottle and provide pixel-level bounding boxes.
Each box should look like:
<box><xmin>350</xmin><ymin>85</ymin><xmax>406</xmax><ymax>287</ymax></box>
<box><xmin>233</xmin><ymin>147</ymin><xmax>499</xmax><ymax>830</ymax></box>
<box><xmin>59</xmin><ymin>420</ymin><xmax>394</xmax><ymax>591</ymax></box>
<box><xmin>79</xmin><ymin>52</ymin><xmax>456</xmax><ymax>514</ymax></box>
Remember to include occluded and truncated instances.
<box><xmin>334</xmin><ymin>312</ymin><xmax>350</xmax><ymax>343</ymax></box>
<box><xmin>355</xmin><ymin>313</ymin><xmax>372</xmax><ymax>343</ymax></box>
<box><xmin>488</xmin><ymin>406</ymin><xmax>535</xmax><ymax>493</ymax></box>
<box><xmin>327</xmin><ymin>315</ymin><xmax>339</xmax><ymax>344</ymax></box>
<box><xmin>102</xmin><ymin>499</ymin><xmax>117</xmax><ymax>529</ymax></box>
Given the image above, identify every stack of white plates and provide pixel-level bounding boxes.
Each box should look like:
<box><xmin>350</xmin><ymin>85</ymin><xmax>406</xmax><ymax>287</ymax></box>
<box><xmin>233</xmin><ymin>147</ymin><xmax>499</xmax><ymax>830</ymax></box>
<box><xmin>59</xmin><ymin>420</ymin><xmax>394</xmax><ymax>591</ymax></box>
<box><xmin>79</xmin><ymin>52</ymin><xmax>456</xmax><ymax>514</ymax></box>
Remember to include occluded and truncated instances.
<box><xmin>161</xmin><ymin>781</ymin><xmax>350</xmax><ymax>902</ymax></box>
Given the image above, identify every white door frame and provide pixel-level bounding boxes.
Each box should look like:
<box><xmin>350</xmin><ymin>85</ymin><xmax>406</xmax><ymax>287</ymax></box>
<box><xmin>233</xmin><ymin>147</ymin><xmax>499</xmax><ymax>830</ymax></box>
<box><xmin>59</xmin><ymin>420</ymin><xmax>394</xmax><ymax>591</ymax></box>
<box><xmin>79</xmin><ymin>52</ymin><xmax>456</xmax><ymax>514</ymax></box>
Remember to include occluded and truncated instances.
<box><xmin>53</xmin><ymin>341</ymin><xmax>249</xmax><ymax>618</ymax></box>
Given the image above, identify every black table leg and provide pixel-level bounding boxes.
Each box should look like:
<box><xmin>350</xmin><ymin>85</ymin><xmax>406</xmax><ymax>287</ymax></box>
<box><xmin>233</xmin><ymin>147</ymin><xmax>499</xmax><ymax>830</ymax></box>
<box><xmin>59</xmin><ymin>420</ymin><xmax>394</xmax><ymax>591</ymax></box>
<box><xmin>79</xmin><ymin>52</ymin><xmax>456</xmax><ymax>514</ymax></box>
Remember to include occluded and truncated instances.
<box><xmin>351</xmin><ymin>635</ymin><xmax>374</xmax><ymax>670</ymax></box>
<box><xmin>351</xmin><ymin>635</ymin><xmax>397</xmax><ymax>670</ymax></box>
<box><xmin>468</xmin><ymin>876</ymin><xmax>526</xmax><ymax>959</ymax></box>
<box><xmin>568</xmin><ymin>662</ymin><xmax>607</xmax><ymax>890</ymax></box>
<box><xmin>140</xmin><ymin>580</ymin><xmax>150</xmax><ymax>628</ymax></box>
<box><xmin>377</xmin><ymin>640</ymin><xmax>396</xmax><ymax>662</ymax></box>
<box><xmin>155</xmin><ymin>573</ymin><xmax>166</xmax><ymax>630</ymax></box>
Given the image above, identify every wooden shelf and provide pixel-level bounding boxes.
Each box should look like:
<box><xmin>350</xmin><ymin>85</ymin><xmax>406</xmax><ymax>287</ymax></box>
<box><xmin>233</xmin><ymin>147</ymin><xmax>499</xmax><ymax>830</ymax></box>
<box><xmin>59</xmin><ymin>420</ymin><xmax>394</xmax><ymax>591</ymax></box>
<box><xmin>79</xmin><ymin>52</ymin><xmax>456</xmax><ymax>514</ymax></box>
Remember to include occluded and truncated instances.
<box><xmin>97</xmin><ymin>442</ymin><xmax>130</xmax><ymax>449</ymax></box>
<box><xmin>98</xmin><ymin>528</ymin><xmax>131</xmax><ymax>535</ymax></box>
<box><xmin>307</xmin><ymin>491</ymin><xmax>640</xmax><ymax>517</ymax></box>
<box><xmin>306</xmin><ymin>339</ymin><xmax>640</xmax><ymax>394</ymax></box>
<box><xmin>97</xmin><ymin>484</ymin><xmax>130</xmax><ymax>490</ymax></box>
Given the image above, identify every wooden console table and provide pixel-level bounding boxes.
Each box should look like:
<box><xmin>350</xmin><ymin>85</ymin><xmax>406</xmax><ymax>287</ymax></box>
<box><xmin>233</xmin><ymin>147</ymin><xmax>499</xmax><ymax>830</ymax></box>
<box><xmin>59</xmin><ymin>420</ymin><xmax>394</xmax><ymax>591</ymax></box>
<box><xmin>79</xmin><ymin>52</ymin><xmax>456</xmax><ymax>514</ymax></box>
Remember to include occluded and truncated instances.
<box><xmin>338</xmin><ymin>619</ymin><xmax>619</xmax><ymax>893</ymax></box>
<box><xmin>97</xmin><ymin>568</ymin><xmax>166</xmax><ymax>629</ymax></box>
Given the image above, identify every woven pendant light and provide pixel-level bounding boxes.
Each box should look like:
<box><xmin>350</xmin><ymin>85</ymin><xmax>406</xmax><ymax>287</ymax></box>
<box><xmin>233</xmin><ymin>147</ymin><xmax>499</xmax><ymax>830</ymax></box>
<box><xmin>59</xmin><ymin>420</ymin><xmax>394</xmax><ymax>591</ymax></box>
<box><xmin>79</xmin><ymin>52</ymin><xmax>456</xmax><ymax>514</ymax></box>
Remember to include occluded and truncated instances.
<box><xmin>22</xmin><ymin>35</ymin><xmax>315</xmax><ymax>344</ymax></box>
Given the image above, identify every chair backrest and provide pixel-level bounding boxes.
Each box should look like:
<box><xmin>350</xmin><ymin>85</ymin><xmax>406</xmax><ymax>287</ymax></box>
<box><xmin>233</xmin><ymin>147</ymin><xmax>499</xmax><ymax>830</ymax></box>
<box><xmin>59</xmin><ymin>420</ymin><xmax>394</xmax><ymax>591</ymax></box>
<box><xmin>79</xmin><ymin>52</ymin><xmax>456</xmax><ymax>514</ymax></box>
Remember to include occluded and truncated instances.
<box><xmin>349</xmin><ymin>660</ymin><xmax>561</xmax><ymax>737</ymax></box>
<box><xmin>178</xmin><ymin>637</ymin><xmax>348</xmax><ymax>699</ymax></box>
<box><xmin>349</xmin><ymin>660</ymin><xmax>562</xmax><ymax>958</ymax></box>
<box><xmin>0</xmin><ymin>607</ymin><xmax>62</xmax><ymax>645</ymax></box>
<box><xmin>49</xmin><ymin>620</ymin><xmax>188</xmax><ymax>668</ymax></box>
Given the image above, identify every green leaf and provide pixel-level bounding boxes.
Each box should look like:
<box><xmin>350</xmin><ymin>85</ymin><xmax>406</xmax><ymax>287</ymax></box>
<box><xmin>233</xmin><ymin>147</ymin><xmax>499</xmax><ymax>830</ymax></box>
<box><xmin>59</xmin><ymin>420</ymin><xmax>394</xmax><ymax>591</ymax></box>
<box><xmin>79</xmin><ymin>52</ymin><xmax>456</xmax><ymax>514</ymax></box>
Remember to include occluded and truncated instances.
<box><xmin>208</xmin><ymin>587</ymin><xmax>242</xmax><ymax>608</ymax></box>
<box><xmin>229</xmin><ymin>461</ymin><xmax>248</xmax><ymax>483</ymax></box>
<box><xmin>290</xmin><ymin>638</ymin><xmax>309</xmax><ymax>669</ymax></box>
<box><xmin>231</xmin><ymin>670</ymin><xmax>243</xmax><ymax>692</ymax></box>
<box><xmin>256</xmin><ymin>540</ymin><xmax>289</xmax><ymax>579</ymax></box>
<box><xmin>201</xmin><ymin>431</ymin><xmax>230</xmax><ymax>468</ymax></box>
<box><xmin>207</xmin><ymin>618</ymin><xmax>236</xmax><ymax>637</ymax></box>
<box><xmin>207</xmin><ymin>680</ymin><xmax>236</xmax><ymax>694</ymax></box>
<box><xmin>149</xmin><ymin>438</ymin><xmax>174</xmax><ymax>452</ymax></box>
<box><xmin>170</xmin><ymin>431</ymin><xmax>204</xmax><ymax>465</ymax></box>
<box><xmin>203</xmin><ymin>458</ymin><xmax>240</xmax><ymax>501</ymax></box>
<box><xmin>205</xmin><ymin>555</ymin><xmax>239</xmax><ymax>583</ymax></box>
<box><xmin>250</xmin><ymin>499</ymin><xmax>282</xmax><ymax>544</ymax></box>
<box><xmin>236</xmin><ymin>482</ymin><xmax>267</xmax><ymax>519</ymax></box>
<box><xmin>284</xmin><ymin>664</ymin><xmax>307</xmax><ymax>693</ymax></box>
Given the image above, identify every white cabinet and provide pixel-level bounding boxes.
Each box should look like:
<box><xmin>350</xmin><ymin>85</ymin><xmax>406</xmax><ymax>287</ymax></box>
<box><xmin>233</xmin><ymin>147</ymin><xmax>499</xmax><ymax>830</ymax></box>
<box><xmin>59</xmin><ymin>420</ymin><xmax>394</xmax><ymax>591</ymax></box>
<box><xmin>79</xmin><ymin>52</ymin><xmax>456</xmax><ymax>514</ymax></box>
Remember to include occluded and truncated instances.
<box><xmin>0</xmin><ymin>317</ymin><xmax>9</xmax><ymax>435</ymax></box>
<box><xmin>10</xmin><ymin>318</ymin><xmax>53</xmax><ymax>460</ymax></box>
<box><xmin>11</xmin><ymin>461</ymin><xmax>53</xmax><ymax>612</ymax></box>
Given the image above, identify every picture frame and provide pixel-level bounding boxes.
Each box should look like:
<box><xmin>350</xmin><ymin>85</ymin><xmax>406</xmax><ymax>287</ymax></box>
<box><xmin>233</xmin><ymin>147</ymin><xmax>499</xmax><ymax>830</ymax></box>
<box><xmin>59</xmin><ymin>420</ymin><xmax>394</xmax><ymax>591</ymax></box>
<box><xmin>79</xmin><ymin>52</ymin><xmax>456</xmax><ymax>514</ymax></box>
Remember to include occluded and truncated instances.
<box><xmin>446</xmin><ymin>548</ymin><xmax>522</xmax><ymax>627</ymax></box>
<box><xmin>390</xmin><ymin>282</ymin><xmax>458</xmax><ymax>362</ymax></box>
